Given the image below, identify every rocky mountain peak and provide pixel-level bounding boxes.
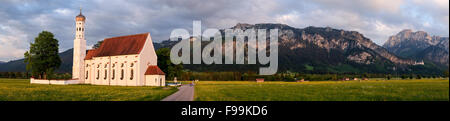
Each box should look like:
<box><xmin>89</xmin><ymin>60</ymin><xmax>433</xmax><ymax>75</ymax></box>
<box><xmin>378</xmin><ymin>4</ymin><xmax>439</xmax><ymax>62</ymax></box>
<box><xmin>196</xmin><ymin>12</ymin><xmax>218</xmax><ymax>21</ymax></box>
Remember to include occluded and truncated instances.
<box><xmin>399</xmin><ymin>29</ymin><xmax>413</xmax><ymax>33</ymax></box>
<box><xmin>400</xmin><ymin>29</ymin><xmax>428</xmax><ymax>40</ymax></box>
<box><xmin>232</xmin><ymin>23</ymin><xmax>253</xmax><ymax>30</ymax></box>
<box><xmin>438</xmin><ymin>38</ymin><xmax>449</xmax><ymax>52</ymax></box>
<box><xmin>383</xmin><ymin>29</ymin><xmax>449</xmax><ymax>67</ymax></box>
<box><xmin>383</xmin><ymin>29</ymin><xmax>440</xmax><ymax>49</ymax></box>
<box><xmin>231</xmin><ymin>23</ymin><xmax>294</xmax><ymax>30</ymax></box>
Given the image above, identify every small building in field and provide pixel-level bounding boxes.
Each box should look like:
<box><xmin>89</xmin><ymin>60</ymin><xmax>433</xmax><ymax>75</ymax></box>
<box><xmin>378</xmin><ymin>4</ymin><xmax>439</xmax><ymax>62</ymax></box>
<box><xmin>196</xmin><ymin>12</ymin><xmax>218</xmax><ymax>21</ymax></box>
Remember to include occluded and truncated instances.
<box><xmin>296</xmin><ymin>79</ymin><xmax>305</xmax><ymax>82</ymax></box>
<box><xmin>256</xmin><ymin>78</ymin><xmax>264</xmax><ymax>83</ymax></box>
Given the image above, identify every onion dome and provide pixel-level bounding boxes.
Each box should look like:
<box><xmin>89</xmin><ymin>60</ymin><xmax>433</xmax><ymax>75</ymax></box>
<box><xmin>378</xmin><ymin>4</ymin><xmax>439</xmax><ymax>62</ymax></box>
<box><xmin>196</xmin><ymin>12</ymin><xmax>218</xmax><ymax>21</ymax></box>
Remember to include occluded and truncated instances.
<box><xmin>76</xmin><ymin>8</ymin><xmax>85</xmax><ymax>21</ymax></box>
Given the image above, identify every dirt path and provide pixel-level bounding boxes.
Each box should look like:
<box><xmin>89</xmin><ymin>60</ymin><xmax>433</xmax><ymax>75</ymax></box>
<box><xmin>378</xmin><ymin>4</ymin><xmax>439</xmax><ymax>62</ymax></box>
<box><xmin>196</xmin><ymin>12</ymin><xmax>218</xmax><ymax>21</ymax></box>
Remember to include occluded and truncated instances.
<box><xmin>161</xmin><ymin>84</ymin><xmax>194</xmax><ymax>101</ymax></box>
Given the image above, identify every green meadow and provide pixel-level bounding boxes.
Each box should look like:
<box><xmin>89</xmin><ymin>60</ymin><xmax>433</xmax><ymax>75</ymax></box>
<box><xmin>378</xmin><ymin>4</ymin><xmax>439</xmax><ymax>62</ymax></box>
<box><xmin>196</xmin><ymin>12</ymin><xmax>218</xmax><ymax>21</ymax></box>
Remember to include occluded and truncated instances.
<box><xmin>194</xmin><ymin>79</ymin><xmax>449</xmax><ymax>101</ymax></box>
<box><xmin>1</xmin><ymin>78</ymin><xmax>448</xmax><ymax>101</ymax></box>
<box><xmin>0</xmin><ymin>78</ymin><xmax>177</xmax><ymax>101</ymax></box>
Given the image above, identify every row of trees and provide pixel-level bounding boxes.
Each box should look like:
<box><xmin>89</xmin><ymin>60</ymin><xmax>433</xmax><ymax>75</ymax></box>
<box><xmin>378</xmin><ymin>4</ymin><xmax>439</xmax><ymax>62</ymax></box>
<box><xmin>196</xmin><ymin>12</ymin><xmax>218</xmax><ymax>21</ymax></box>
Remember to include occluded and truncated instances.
<box><xmin>0</xmin><ymin>72</ymin><xmax>71</xmax><ymax>80</ymax></box>
<box><xmin>0</xmin><ymin>72</ymin><xmax>29</xmax><ymax>79</ymax></box>
<box><xmin>172</xmin><ymin>71</ymin><xmax>448</xmax><ymax>81</ymax></box>
<box><xmin>3</xmin><ymin>70</ymin><xmax>444</xmax><ymax>81</ymax></box>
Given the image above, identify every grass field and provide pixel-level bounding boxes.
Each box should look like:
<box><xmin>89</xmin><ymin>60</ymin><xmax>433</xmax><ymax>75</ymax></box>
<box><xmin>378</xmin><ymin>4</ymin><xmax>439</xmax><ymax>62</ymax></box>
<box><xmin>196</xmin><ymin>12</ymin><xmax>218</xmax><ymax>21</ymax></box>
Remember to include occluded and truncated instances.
<box><xmin>0</xmin><ymin>78</ymin><xmax>177</xmax><ymax>101</ymax></box>
<box><xmin>2</xmin><ymin>78</ymin><xmax>449</xmax><ymax>101</ymax></box>
<box><xmin>194</xmin><ymin>79</ymin><xmax>449</xmax><ymax>101</ymax></box>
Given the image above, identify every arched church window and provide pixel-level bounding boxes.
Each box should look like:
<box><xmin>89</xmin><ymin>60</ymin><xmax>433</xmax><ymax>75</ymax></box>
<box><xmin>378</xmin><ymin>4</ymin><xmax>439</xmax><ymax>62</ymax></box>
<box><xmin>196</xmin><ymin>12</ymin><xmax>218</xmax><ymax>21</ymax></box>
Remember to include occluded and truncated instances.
<box><xmin>130</xmin><ymin>69</ymin><xmax>134</xmax><ymax>80</ymax></box>
<box><xmin>121</xmin><ymin>63</ymin><xmax>124</xmax><ymax>68</ymax></box>
<box><xmin>86</xmin><ymin>64</ymin><xmax>89</xmax><ymax>67</ymax></box>
<box><xmin>96</xmin><ymin>70</ymin><xmax>99</xmax><ymax>80</ymax></box>
<box><xmin>104</xmin><ymin>64</ymin><xmax>108</xmax><ymax>68</ymax></box>
<box><xmin>112</xmin><ymin>69</ymin><xmax>115</xmax><ymax>80</ymax></box>
<box><xmin>85</xmin><ymin>71</ymin><xmax>88</xmax><ymax>79</ymax></box>
<box><xmin>120</xmin><ymin>69</ymin><xmax>124</xmax><ymax>80</ymax></box>
<box><xmin>130</xmin><ymin>63</ymin><xmax>134</xmax><ymax>67</ymax></box>
<box><xmin>82</xmin><ymin>28</ymin><xmax>84</xmax><ymax>31</ymax></box>
<box><xmin>104</xmin><ymin>70</ymin><xmax>107</xmax><ymax>80</ymax></box>
<box><xmin>112</xmin><ymin>64</ymin><xmax>115</xmax><ymax>68</ymax></box>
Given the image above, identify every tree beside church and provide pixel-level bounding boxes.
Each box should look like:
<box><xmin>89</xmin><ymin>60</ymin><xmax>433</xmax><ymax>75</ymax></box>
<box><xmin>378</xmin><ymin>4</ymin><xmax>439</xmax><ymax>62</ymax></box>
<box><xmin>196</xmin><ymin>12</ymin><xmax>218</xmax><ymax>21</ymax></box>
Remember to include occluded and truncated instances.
<box><xmin>24</xmin><ymin>31</ymin><xmax>61</xmax><ymax>79</ymax></box>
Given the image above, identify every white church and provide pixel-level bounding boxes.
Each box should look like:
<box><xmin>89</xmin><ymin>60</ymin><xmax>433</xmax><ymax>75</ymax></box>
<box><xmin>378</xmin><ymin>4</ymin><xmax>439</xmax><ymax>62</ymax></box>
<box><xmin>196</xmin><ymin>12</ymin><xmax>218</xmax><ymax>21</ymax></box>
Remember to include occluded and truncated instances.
<box><xmin>31</xmin><ymin>9</ymin><xmax>166</xmax><ymax>86</ymax></box>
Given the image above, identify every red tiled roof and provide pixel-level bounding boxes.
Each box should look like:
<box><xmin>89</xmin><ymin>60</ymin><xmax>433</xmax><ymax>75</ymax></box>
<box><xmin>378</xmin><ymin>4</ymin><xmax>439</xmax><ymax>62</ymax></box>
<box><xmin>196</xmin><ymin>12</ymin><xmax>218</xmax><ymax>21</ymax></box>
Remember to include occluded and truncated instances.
<box><xmin>84</xmin><ymin>49</ymin><xmax>97</xmax><ymax>60</ymax></box>
<box><xmin>92</xmin><ymin>33</ymin><xmax>149</xmax><ymax>58</ymax></box>
<box><xmin>145</xmin><ymin>66</ymin><xmax>165</xmax><ymax>75</ymax></box>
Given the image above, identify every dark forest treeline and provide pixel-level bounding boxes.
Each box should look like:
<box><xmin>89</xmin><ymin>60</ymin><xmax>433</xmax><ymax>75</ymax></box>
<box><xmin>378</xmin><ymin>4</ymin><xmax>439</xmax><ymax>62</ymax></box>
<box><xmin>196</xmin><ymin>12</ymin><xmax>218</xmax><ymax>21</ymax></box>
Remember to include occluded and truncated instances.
<box><xmin>1</xmin><ymin>71</ymin><xmax>448</xmax><ymax>81</ymax></box>
<box><xmin>174</xmin><ymin>71</ymin><xmax>449</xmax><ymax>81</ymax></box>
<box><xmin>0</xmin><ymin>72</ymin><xmax>71</xmax><ymax>80</ymax></box>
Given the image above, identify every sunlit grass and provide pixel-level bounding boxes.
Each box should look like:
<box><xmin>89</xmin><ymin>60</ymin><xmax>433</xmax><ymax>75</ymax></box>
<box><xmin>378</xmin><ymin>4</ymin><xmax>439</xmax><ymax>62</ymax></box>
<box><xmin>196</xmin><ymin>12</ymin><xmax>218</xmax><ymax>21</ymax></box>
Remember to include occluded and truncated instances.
<box><xmin>194</xmin><ymin>79</ymin><xmax>449</xmax><ymax>101</ymax></box>
<box><xmin>0</xmin><ymin>78</ymin><xmax>177</xmax><ymax>101</ymax></box>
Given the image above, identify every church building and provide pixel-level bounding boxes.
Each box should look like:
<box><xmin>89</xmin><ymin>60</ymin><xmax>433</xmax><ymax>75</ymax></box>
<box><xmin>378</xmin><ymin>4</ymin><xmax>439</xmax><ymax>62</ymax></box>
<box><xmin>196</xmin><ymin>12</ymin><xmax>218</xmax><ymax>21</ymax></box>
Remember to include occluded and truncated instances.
<box><xmin>31</xmin><ymin>9</ymin><xmax>165</xmax><ymax>86</ymax></box>
<box><xmin>73</xmin><ymin>9</ymin><xmax>165</xmax><ymax>86</ymax></box>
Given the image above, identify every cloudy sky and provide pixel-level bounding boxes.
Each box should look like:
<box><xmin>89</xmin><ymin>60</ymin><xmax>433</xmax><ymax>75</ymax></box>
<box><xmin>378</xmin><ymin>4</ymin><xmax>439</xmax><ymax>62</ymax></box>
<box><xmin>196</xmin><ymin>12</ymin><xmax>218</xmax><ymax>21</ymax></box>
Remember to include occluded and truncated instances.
<box><xmin>0</xmin><ymin>0</ymin><xmax>448</xmax><ymax>62</ymax></box>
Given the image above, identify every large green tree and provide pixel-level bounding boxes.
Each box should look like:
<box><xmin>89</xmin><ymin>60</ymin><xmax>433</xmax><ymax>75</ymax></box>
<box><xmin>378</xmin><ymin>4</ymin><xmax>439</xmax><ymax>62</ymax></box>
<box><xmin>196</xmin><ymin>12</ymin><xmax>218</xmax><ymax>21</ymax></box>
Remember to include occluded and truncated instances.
<box><xmin>24</xmin><ymin>31</ymin><xmax>61</xmax><ymax>79</ymax></box>
<box><xmin>156</xmin><ymin>48</ymin><xmax>183</xmax><ymax>80</ymax></box>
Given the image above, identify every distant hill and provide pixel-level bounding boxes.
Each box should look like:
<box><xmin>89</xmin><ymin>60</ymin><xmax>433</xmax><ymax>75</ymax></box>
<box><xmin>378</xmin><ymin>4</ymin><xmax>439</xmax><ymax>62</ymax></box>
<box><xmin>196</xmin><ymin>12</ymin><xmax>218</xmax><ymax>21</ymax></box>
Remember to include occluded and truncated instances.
<box><xmin>383</xmin><ymin>29</ymin><xmax>449</xmax><ymax>68</ymax></box>
<box><xmin>0</xmin><ymin>48</ymin><xmax>73</xmax><ymax>73</ymax></box>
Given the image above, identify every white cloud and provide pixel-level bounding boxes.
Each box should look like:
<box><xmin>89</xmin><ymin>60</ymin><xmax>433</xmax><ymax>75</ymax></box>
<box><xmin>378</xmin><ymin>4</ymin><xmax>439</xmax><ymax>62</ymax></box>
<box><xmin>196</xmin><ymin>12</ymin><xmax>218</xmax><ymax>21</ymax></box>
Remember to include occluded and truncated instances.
<box><xmin>369</xmin><ymin>20</ymin><xmax>414</xmax><ymax>44</ymax></box>
<box><xmin>0</xmin><ymin>24</ymin><xmax>29</xmax><ymax>61</ymax></box>
<box><xmin>54</xmin><ymin>8</ymin><xmax>75</xmax><ymax>16</ymax></box>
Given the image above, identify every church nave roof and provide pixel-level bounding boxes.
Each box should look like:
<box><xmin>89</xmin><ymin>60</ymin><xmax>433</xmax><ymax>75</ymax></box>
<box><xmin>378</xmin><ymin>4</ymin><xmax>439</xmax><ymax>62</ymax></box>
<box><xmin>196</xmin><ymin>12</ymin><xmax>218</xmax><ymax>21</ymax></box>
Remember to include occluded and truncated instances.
<box><xmin>85</xmin><ymin>33</ymin><xmax>149</xmax><ymax>59</ymax></box>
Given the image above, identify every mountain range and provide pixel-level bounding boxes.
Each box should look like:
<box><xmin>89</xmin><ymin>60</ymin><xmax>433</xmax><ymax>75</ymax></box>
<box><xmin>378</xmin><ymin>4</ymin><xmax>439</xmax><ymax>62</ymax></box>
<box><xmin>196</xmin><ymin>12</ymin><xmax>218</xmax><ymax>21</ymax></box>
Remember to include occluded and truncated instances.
<box><xmin>0</xmin><ymin>23</ymin><xmax>447</xmax><ymax>74</ymax></box>
<box><xmin>179</xmin><ymin>23</ymin><xmax>443</xmax><ymax>74</ymax></box>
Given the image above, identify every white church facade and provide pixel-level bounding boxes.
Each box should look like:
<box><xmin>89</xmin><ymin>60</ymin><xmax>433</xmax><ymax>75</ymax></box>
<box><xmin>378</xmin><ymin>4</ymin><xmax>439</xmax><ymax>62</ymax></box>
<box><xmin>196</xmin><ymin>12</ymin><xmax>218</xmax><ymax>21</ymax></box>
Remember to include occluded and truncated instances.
<box><xmin>31</xmin><ymin>9</ymin><xmax>165</xmax><ymax>86</ymax></box>
<box><xmin>83</xmin><ymin>33</ymin><xmax>165</xmax><ymax>86</ymax></box>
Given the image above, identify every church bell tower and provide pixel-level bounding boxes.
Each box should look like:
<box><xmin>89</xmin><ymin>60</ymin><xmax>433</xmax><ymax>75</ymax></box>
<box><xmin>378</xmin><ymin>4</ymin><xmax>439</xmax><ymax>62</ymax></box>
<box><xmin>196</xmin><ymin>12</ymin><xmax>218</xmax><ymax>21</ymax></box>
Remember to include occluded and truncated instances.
<box><xmin>73</xmin><ymin>8</ymin><xmax>86</xmax><ymax>83</ymax></box>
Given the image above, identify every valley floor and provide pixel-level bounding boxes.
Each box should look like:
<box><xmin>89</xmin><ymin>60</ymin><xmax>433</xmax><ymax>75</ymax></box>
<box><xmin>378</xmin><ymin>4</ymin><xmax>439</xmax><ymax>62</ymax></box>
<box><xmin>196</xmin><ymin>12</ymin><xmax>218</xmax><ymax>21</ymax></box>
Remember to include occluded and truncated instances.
<box><xmin>1</xmin><ymin>78</ymin><xmax>448</xmax><ymax>101</ymax></box>
<box><xmin>0</xmin><ymin>78</ymin><xmax>177</xmax><ymax>101</ymax></box>
<box><xmin>194</xmin><ymin>79</ymin><xmax>449</xmax><ymax>101</ymax></box>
